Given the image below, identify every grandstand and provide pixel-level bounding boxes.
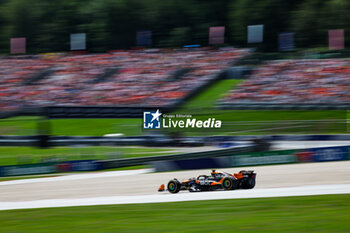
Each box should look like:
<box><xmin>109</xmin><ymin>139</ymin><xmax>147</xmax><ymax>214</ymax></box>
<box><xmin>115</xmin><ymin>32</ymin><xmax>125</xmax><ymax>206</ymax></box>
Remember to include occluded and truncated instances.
<box><xmin>220</xmin><ymin>59</ymin><xmax>350</xmax><ymax>105</ymax></box>
<box><xmin>0</xmin><ymin>48</ymin><xmax>249</xmax><ymax>112</ymax></box>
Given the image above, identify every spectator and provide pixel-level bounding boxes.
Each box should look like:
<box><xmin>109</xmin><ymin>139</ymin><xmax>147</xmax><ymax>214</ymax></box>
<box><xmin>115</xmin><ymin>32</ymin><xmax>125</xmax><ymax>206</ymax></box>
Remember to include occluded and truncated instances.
<box><xmin>221</xmin><ymin>59</ymin><xmax>350</xmax><ymax>104</ymax></box>
<box><xmin>0</xmin><ymin>48</ymin><xmax>249</xmax><ymax>111</ymax></box>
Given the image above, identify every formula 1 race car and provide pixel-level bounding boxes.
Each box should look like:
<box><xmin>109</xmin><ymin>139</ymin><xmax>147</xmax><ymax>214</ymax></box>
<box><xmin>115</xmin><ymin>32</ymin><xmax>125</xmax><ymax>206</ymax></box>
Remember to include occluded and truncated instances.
<box><xmin>158</xmin><ymin>170</ymin><xmax>256</xmax><ymax>193</ymax></box>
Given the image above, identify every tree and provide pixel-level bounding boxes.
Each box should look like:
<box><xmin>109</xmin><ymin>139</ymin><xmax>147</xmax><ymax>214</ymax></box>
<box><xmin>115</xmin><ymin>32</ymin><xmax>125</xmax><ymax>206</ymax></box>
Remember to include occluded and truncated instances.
<box><xmin>290</xmin><ymin>0</ymin><xmax>326</xmax><ymax>48</ymax></box>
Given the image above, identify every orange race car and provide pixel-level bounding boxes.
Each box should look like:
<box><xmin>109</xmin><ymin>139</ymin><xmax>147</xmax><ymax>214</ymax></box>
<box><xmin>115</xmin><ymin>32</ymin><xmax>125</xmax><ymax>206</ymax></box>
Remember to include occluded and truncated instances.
<box><xmin>158</xmin><ymin>170</ymin><xmax>256</xmax><ymax>193</ymax></box>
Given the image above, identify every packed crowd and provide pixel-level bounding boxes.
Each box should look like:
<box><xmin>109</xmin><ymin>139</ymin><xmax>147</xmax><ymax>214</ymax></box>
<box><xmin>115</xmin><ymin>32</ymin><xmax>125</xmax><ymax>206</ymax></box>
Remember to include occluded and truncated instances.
<box><xmin>221</xmin><ymin>59</ymin><xmax>350</xmax><ymax>104</ymax></box>
<box><xmin>0</xmin><ymin>48</ymin><xmax>249</xmax><ymax>111</ymax></box>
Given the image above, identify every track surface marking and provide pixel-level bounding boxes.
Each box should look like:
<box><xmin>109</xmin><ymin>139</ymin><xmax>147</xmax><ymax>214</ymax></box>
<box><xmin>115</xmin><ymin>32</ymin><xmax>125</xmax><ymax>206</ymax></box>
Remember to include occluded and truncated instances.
<box><xmin>0</xmin><ymin>184</ymin><xmax>349</xmax><ymax>210</ymax></box>
<box><xmin>0</xmin><ymin>161</ymin><xmax>349</xmax><ymax>210</ymax></box>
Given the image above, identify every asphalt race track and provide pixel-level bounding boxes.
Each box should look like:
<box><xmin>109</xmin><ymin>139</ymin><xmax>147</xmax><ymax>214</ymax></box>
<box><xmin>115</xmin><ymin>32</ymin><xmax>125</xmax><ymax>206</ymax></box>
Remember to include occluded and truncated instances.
<box><xmin>0</xmin><ymin>161</ymin><xmax>349</xmax><ymax>210</ymax></box>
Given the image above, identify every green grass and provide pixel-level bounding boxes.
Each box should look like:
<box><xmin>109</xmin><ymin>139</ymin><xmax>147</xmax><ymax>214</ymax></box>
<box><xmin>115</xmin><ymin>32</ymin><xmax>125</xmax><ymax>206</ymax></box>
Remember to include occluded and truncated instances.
<box><xmin>0</xmin><ymin>79</ymin><xmax>348</xmax><ymax>136</ymax></box>
<box><xmin>0</xmin><ymin>116</ymin><xmax>39</xmax><ymax>135</ymax></box>
<box><xmin>1</xmin><ymin>194</ymin><xmax>349</xmax><ymax>232</ymax></box>
<box><xmin>0</xmin><ymin>117</ymin><xmax>142</xmax><ymax>136</ymax></box>
<box><xmin>0</xmin><ymin>174</ymin><xmax>61</xmax><ymax>182</ymax></box>
<box><xmin>0</xmin><ymin>79</ymin><xmax>242</xmax><ymax>136</ymax></box>
<box><xmin>181</xmin><ymin>79</ymin><xmax>242</xmax><ymax>110</ymax></box>
<box><xmin>185</xmin><ymin>110</ymin><xmax>346</xmax><ymax>135</ymax></box>
<box><xmin>0</xmin><ymin>165</ymin><xmax>149</xmax><ymax>181</ymax></box>
<box><xmin>0</xmin><ymin>147</ymin><xmax>175</xmax><ymax>166</ymax></box>
<box><xmin>178</xmin><ymin>80</ymin><xmax>346</xmax><ymax>135</ymax></box>
<box><xmin>51</xmin><ymin>118</ymin><xmax>142</xmax><ymax>136</ymax></box>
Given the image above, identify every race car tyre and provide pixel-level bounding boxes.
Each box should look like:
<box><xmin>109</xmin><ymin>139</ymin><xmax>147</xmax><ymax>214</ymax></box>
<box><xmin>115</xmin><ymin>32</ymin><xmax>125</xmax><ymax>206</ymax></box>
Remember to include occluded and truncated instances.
<box><xmin>167</xmin><ymin>180</ymin><xmax>181</xmax><ymax>193</ymax></box>
<box><xmin>241</xmin><ymin>178</ymin><xmax>256</xmax><ymax>189</ymax></box>
<box><xmin>222</xmin><ymin>177</ymin><xmax>238</xmax><ymax>190</ymax></box>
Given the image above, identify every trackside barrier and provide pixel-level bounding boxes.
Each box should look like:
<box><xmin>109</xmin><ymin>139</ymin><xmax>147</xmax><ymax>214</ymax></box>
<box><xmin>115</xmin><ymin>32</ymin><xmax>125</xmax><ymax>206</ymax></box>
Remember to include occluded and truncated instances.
<box><xmin>230</xmin><ymin>150</ymin><xmax>298</xmax><ymax>167</ymax></box>
<box><xmin>1</xmin><ymin>134</ymin><xmax>350</xmax><ymax>147</ymax></box>
<box><xmin>204</xmin><ymin>134</ymin><xmax>350</xmax><ymax>142</ymax></box>
<box><xmin>56</xmin><ymin>160</ymin><xmax>103</xmax><ymax>172</ymax></box>
<box><xmin>0</xmin><ymin>163</ymin><xmax>57</xmax><ymax>177</ymax></box>
<box><xmin>152</xmin><ymin>157</ymin><xmax>230</xmax><ymax>172</ymax></box>
<box><xmin>0</xmin><ymin>145</ymin><xmax>349</xmax><ymax>176</ymax></box>
<box><xmin>309</xmin><ymin>146</ymin><xmax>349</xmax><ymax>162</ymax></box>
<box><xmin>0</xmin><ymin>146</ymin><xmax>254</xmax><ymax>176</ymax></box>
<box><xmin>231</xmin><ymin>151</ymin><xmax>296</xmax><ymax>167</ymax></box>
<box><xmin>230</xmin><ymin>146</ymin><xmax>350</xmax><ymax>167</ymax></box>
<box><xmin>152</xmin><ymin>150</ymin><xmax>298</xmax><ymax>172</ymax></box>
<box><xmin>153</xmin><ymin>146</ymin><xmax>350</xmax><ymax>172</ymax></box>
<box><xmin>0</xmin><ymin>160</ymin><xmax>103</xmax><ymax>177</ymax></box>
<box><xmin>101</xmin><ymin>145</ymin><xmax>254</xmax><ymax>169</ymax></box>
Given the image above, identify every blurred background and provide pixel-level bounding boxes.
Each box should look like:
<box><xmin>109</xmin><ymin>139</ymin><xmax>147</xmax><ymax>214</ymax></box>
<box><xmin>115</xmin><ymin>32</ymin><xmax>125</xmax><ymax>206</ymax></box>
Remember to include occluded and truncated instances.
<box><xmin>0</xmin><ymin>0</ymin><xmax>349</xmax><ymax>169</ymax></box>
<box><xmin>0</xmin><ymin>1</ymin><xmax>349</xmax><ymax>232</ymax></box>
<box><xmin>0</xmin><ymin>0</ymin><xmax>349</xmax><ymax>52</ymax></box>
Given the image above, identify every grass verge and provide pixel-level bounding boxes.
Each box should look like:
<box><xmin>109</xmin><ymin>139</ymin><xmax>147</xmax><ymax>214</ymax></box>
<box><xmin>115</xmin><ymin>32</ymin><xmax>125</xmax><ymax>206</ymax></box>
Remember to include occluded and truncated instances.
<box><xmin>0</xmin><ymin>194</ymin><xmax>349</xmax><ymax>232</ymax></box>
<box><xmin>0</xmin><ymin>146</ymin><xmax>175</xmax><ymax>166</ymax></box>
<box><xmin>0</xmin><ymin>165</ymin><xmax>149</xmax><ymax>182</ymax></box>
<box><xmin>0</xmin><ymin>79</ymin><xmax>347</xmax><ymax>136</ymax></box>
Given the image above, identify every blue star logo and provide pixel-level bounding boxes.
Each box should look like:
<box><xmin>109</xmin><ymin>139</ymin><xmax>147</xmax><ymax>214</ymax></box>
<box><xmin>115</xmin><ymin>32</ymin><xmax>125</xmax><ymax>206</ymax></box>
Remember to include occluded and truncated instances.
<box><xmin>143</xmin><ymin>109</ymin><xmax>162</xmax><ymax>129</ymax></box>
